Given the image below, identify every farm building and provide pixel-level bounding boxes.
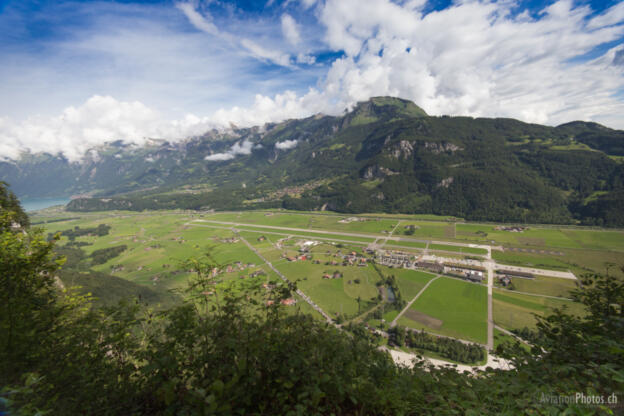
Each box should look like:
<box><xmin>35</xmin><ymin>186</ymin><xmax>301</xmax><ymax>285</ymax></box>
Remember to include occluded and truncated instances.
<box><xmin>415</xmin><ymin>261</ymin><xmax>444</xmax><ymax>274</ymax></box>
<box><xmin>496</xmin><ymin>270</ymin><xmax>535</xmax><ymax>279</ymax></box>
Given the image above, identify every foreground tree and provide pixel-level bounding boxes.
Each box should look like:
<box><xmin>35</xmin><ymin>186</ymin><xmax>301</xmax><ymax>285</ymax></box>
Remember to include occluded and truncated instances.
<box><xmin>1</xmin><ymin>182</ymin><xmax>623</xmax><ymax>414</ymax></box>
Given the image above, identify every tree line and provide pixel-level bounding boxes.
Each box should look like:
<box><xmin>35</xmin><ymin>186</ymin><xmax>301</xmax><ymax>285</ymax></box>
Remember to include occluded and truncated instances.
<box><xmin>388</xmin><ymin>326</ymin><xmax>485</xmax><ymax>364</ymax></box>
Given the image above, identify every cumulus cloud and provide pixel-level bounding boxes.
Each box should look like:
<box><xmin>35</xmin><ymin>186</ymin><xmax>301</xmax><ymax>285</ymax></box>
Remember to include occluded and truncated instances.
<box><xmin>315</xmin><ymin>0</ymin><xmax>624</xmax><ymax>126</ymax></box>
<box><xmin>275</xmin><ymin>139</ymin><xmax>298</xmax><ymax>150</ymax></box>
<box><xmin>205</xmin><ymin>140</ymin><xmax>255</xmax><ymax>161</ymax></box>
<box><xmin>0</xmin><ymin>95</ymin><xmax>217</xmax><ymax>162</ymax></box>
<box><xmin>213</xmin><ymin>0</ymin><xmax>624</xmax><ymax>128</ymax></box>
<box><xmin>281</xmin><ymin>14</ymin><xmax>301</xmax><ymax>45</ymax></box>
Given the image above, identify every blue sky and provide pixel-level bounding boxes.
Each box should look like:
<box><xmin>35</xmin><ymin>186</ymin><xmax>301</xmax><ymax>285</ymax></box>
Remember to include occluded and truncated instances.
<box><xmin>0</xmin><ymin>0</ymin><xmax>623</xmax><ymax>160</ymax></box>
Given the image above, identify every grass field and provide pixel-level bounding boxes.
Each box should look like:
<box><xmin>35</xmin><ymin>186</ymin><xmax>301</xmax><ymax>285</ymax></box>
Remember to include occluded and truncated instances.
<box><xmin>398</xmin><ymin>277</ymin><xmax>488</xmax><ymax>344</ymax></box>
<box><xmin>399</xmin><ymin>221</ymin><xmax>454</xmax><ymax>239</ymax></box>
<box><xmin>272</xmin><ymin>248</ymin><xmax>383</xmax><ymax>320</ymax></box>
<box><xmin>493</xmin><ymin>328</ymin><xmax>530</xmax><ymax>351</ymax></box>
<box><xmin>428</xmin><ymin>243</ymin><xmax>488</xmax><ymax>255</ymax></box>
<box><xmin>492</xmin><ymin>247</ymin><xmax>624</xmax><ymax>278</ymax></box>
<box><xmin>504</xmin><ymin>276</ymin><xmax>578</xmax><ymax>298</ymax></box>
<box><xmin>379</xmin><ymin>267</ymin><xmax>436</xmax><ymax>301</ymax></box>
<box><xmin>200</xmin><ymin>223</ymin><xmax>377</xmax><ymax>244</ymax></box>
<box><xmin>30</xmin><ymin>208</ymin><xmax>618</xmax><ymax>345</ymax></box>
<box><xmin>456</xmin><ymin>223</ymin><xmax>624</xmax><ymax>251</ymax></box>
<box><xmin>493</xmin><ymin>289</ymin><xmax>585</xmax><ymax>331</ymax></box>
<box><xmin>384</xmin><ymin>240</ymin><xmax>427</xmax><ymax>250</ymax></box>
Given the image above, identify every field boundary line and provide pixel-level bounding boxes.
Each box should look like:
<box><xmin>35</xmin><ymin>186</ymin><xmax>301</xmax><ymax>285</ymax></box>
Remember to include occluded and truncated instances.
<box><xmin>390</xmin><ymin>275</ymin><xmax>441</xmax><ymax>328</ymax></box>
<box><xmin>493</xmin><ymin>288</ymin><xmax>573</xmax><ymax>301</ymax></box>
<box><xmin>236</xmin><ymin>232</ymin><xmax>336</xmax><ymax>325</ymax></box>
<box><xmin>494</xmin><ymin>325</ymin><xmax>531</xmax><ymax>346</ymax></box>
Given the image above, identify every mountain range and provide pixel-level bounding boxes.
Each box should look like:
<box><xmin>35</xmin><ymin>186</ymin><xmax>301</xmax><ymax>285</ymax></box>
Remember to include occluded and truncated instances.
<box><xmin>2</xmin><ymin>97</ymin><xmax>623</xmax><ymax>226</ymax></box>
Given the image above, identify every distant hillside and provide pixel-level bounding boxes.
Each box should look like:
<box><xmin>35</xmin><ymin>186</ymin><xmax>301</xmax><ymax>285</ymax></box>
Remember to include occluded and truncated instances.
<box><xmin>2</xmin><ymin>97</ymin><xmax>623</xmax><ymax>226</ymax></box>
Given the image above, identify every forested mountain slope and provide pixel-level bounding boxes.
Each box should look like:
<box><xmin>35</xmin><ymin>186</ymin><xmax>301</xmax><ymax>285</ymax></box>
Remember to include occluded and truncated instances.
<box><xmin>2</xmin><ymin>97</ymin><xmax>623</xmax><ymax>225</ymax></box>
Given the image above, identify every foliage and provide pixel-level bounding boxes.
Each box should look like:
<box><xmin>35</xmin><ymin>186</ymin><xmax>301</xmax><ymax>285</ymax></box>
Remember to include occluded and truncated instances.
<box><xmin>0</xmin><ymin>181</ymin><xmax>29</xmax><ymax>228</ymax></box>
<box><xmin>48</xmin><ymin>223</ymin><xmax>111</xmax><ymax>241</ymax></box>
<box><xmin>90</xmin><ymin>244</ymin><xmax>127</xmax><ymax>265</ymax></box>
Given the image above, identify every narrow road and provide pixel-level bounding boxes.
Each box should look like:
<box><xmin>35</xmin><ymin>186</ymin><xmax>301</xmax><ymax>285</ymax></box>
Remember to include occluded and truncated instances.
<box><xmin>486</xmin><ymin>259</ymin><xmax>494</xmax><ymax>350</ymax></box>
<box><xmin>390</xmin><ymin>275</ymin><xmax>441</xmax><ymax>327</ymax></box>
<box><xmin>236</xmin><ymin>232</ymin><xmax>335</xmax><ymax>325</ymax></box>
<box><xmin>191</xmin><ymin>223</ymin><xmax>371</xmax><ymax>246</ymax></box>
<box><xmin>190</xmin><ymin>219</ymin><xmax>491</xmax><ymax>253</ymax></box>
<box><xmin>493</xmin><ymin>264</ymin><xmax>577</xmax><ymax>280</ymax></box>
<box><xmin>379</xmin><ymin>220</ymin><xmax>403</xmax><ymax>249</ymax></box>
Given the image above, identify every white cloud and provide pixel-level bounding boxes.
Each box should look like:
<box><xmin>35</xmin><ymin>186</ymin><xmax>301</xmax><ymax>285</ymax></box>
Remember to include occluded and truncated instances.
<box><xmin>309</xmin><ymin>0</ymin><xmax>624</xmax><ymax>127</ymax></box>
<box><xmin>175</xmin><ymin>2</ymin><xmax>219</xmax><ymax>36</ymax></box>
<box><xmin>211</xmin><ymin>91</ymin><xmax>326</xmax><ymax>127</ymax></box>
<box><xmin>300</xmin><ymin>0</ymin><xmax>317</xmax><ymax>9</ymax></box>
<box><xmin>0</xmin><ymin>95</ymin><xmax>218</xmax><ymax>162</ymax></box>
<box><xmin>281</xmin><ymin>14</ymin><xmax>301</xmax><ymax>45</ymax></box>
<box><xmin>204</xmin><ymin>152</ymin><xmax>235</xmax><ymax>161</ymax></box>
<box><xmin>587</xmin><ymin>2</ymin><xmax>624</xmax><ymax>29</ymax></box>
<box><xmin>296</xmin><ymin>53</ymin><xmax>316</xmax><ymax>64</ymax></box>
<box><xmin>205</xmin><ymin>139</ymin><xmax>255</xmax><ymax>161</ymax></box>
<box><xmin>175</xmin><ymin>2</ymin><xmax>295</xmax><ymax>68</ymax></box>
<box><xmin>240</xmin><ymin>39</ymin><xmax>292</xmax><ymax>67</ymax></box>
<box><xmin>275</xmin><ymin>139</ymin><xmax>298</xmax><ymax>150</ymax></box>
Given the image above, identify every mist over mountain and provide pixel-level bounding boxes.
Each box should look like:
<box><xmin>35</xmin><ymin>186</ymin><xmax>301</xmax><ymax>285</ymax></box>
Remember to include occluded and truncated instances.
<box><xmin>2</xmin><ymin>97</ymin><xmax>623</xmax><ymax>226</ymax></box>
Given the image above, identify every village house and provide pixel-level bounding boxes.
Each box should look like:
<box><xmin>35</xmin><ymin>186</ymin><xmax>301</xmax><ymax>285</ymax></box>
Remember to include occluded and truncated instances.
<box><xmin>499</xmin><ymin>276</ymin><xmax>512</xmax><ymax>286</ymax></box>
<box><xmin>443</xmin><ymin>264</ymin><xmax>485</xmax><ymax>282</ymax></box>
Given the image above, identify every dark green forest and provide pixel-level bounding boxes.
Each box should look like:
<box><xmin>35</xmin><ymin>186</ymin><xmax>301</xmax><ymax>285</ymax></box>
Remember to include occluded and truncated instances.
<box><xmin>1</xmin><ymin>182</ymin><xmax>623</xmax><ymax>414</ymax></box>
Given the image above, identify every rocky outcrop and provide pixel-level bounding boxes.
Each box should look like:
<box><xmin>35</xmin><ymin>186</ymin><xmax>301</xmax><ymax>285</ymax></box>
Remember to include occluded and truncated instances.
<box><xmin>389</xmin><ymin>140</ymin><xmax>414</xmax><ymax>159</ymax></box>
<box><xmin>437</xmin><ymin>177</ymin><xmax>454</xmax><ymax>188</ymax></box>
<box><xmin>424</xmin><ymin>142</ymin><xmax>463</xmax><ymax>154</ymax></box>
<box><xmin>361</xmin><ymin>165</ymin><xmax>399</xmax><ymax>180</ymax></box>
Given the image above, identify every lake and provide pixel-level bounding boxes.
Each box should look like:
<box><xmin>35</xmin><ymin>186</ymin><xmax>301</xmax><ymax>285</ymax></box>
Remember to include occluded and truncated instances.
<box><xmin>20</xmin><ymin>197</ymin><xmax>71</xmax><ymax>212</ymax></box>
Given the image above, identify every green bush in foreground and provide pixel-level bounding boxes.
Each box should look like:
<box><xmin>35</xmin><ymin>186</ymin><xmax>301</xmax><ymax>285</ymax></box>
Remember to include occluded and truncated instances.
<box><xmin>1</xmin><ymin>184</ymin><xmax>623</xmax><ymax>415</ymax></box>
